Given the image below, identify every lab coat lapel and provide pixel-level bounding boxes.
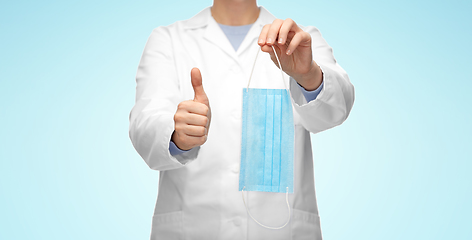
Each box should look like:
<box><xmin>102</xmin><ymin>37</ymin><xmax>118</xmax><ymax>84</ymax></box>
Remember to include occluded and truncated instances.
<box><xmin>236</xmin><ymin>7</ymin><xmax>276</xmax><ymax>56</ymax></box>
<box><xmin>203</xmin><ymin>14</ymin><xmax>239</xmax><ymax>62</ymax></box>
<box><xmin>236</xmin><ymin>7</ymin><xmax>279</xmax><ymax>81</ymax></box>
<box><xmin>236</xmin><ymin>24</ymin><xmax>262</xmax><ymax>57</ymax></box>
<box><xmin>186</xmin><ymin>7</ymin><xmax>279</xmax><ymax>69</ymax></box>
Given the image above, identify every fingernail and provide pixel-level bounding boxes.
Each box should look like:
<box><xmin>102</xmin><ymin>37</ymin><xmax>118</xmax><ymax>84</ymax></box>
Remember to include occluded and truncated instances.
<box><xmin>278</xmin><ymin>38</ymin><xmax>283</xmax><ymax>44</ymax></box>
<box><xmin>286</xmin><ymin>49</ymin><xmax>291</xmax><ymax>55</ymax></box>
<box><xmin>267</xmin><ymin>38</ymin><xmax>272</xmax><ymax>44</ymax></box>
<box><xmin>258</xmin><ymin>38</ymin><xmax>264</xmax><ymax>44</ymax></box>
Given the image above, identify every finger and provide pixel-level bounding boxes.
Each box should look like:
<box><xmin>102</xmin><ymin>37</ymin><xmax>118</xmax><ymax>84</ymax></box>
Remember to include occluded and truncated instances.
<box><xmin>260</xmin><ymin>44</ymin><xmax>274</xmax><ymax>53</ymax></box>
<box><xmin>182</xmin><ymin>125</ymin><xmax>207</xmax><ymax>137</ymax></box>
<box><xmin>266</xmin><ymin>19</ymin><xmax>284</xmax><ymax>46</ymax></box>
<box><xmin>181</xmin><ymin>134</ymin><xmax>208</xmax><ymax>147</ymax></box>
<box><xmin>174</xmin><ymin>133</ymin><xmax>207</xmax><ymax>150</ymax></box>
<box><xmin>286</xmin><ymin>31</ymin><xmax>311</xmax><ymax>55</ymax></box>
<box><xmin>174</xmin><ymin>109</ymin><xmax>209</xmax><ymax>126</ymax></box>
<box><xmin>184</xmin><ymin>113</ymin><xmax>209</xmax><ymax>127</ymax></box>
<box><xmin>191</xmin><ymin>68</ymin><xmax>209</xmax><ymax>106</ymax></box>
<box><xmin>258</xmin><ymin>24</ymin><xmax>271</xmax><ymax>46</ymax></box>
<box><xmin>286</xmin><ymin>31</ymin><xmax>296</xmax><ymax>41</ymax></box>
<box><xmin>187</xmin><ymin>102</ymin><xmax>210</xmax><ymax>117</ymax></box>
<box><xmin>177</xmin><ymin>101</ymin><xmax>210</xmax><ymax>117</ymax></box>
<box><xmin>277</xmin><ymin>18</ymin><xmax>295</xmax><ymax>45</ymax></box>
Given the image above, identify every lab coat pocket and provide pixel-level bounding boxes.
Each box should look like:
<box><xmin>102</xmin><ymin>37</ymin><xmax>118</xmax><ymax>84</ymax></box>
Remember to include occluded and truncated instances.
<box><xmin>150</xmin><ymin>211</ymin><xmax>183</xmax><ymax>240</ymax></box>
<box><xmin>291</xmin><ymin>209</ymin><xmax>322</xmax><ymax>240</ymax></box>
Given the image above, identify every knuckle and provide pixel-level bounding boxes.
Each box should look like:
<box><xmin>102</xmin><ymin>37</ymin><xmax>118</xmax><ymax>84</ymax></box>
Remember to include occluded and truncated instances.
<box><xmin>263</xmin><ymin>25</ymin><xmax>271</xmax><ymax>32</ymax></box>
<box><xmin>300</xmin><ymin>32</ymin><xmax>311</xmax><ymax>40</ymax></box>
<box><xmin>186</xmin><ymin>100</ymin><xmax>195</xmax><ymax>107</ymax></box>
<box><xmin>202</xmin><ymin>105</ymin><xmax>209</xmax><ymax>115</ymax></box>
<box><xmin>273</xmin><ymin>19</ymin><xmax>283</xmax><ymax>24</ymax></box>
<box><xmin>199</xmin><ymin>127</ymin><xmax>206</xmax><ymax>136</ymax></box>
<box><xmin>177</xmin><ymin>101</ymin><xmax>187</xmax><ymax>109</ymax></box>
<box><xmin>198</xmin><ymin>136</ymin><xmax>207</xmax><ymax>145</ymax></box>
<box><xmin>174</xmin><ymin>113</ymin><xmax>183</xmax><ymax>122</ymax></box>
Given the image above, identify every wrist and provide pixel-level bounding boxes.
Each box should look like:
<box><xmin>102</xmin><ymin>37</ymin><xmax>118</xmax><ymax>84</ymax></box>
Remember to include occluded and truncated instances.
<box><xmin>292</xmin><ymin>61</ymin><xmax>323</xmax><ymax>91</ymax></box>
<box><xmin>171</xmin><ymin>131</ymin><xmax>192</xmax><ymax>151</ymax></box>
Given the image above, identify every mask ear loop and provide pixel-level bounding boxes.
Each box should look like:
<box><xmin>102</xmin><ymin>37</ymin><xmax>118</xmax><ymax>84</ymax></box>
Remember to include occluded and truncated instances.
<box><xmin>242</xmin><ymin>44</ymin><xmax>292</xmax><ymax>229</ymax></box>
<box><xmin>241</xmin><ymin>186</ymin><xmax>291</xmax><ymax>230</ymax></box>
<box><xmin>247</xmin><ymin>45</ymin><xmax>289</xmax><ymax>91</ymax></box>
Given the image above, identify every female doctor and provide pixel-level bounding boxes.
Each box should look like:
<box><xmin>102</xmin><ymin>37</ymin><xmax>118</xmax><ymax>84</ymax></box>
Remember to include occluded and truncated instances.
<box><xmin>129</xmin><ymin>0</ymin><xmax>355</xmax><ymax>239</ymax></box>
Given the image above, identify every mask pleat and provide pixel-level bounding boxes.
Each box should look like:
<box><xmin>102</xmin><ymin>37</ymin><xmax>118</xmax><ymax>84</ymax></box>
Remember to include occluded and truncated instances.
<box><xmin>272</xmin><ymin>92</ymin><xmax>282</xmax><ymax>192</ymax></box>
<box><xmin>239</xmin><ymin>90</ymin><xmax>249</xmax><ymax>190</ymax></box>
<box><xmin>256</xmin><ymin>92</ymin><xmax>267</xmax><ymax>191</ymax></box>
<box><xmin>263</xmin><ymin>91</ymin><xmax>274</xmax><ymax>192</ymax></box>
<box><xmin>280</xmin><ymin>90</ymin><xmax>294</xmax><ymax>193</ymax></box>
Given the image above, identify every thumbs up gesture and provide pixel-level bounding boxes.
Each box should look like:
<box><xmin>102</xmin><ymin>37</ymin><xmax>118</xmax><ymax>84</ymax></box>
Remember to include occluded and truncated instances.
<box><xmin>172</xmin><ymin>68</ymin><xmax>212</xmax><ymax>151</ymax></box>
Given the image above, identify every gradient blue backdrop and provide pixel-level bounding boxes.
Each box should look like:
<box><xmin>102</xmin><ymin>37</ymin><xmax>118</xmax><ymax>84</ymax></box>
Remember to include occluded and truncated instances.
<box><xmin>1</xmin><ymin>0</ymin><xmax>470</xmax><ymax>239</ymax></box>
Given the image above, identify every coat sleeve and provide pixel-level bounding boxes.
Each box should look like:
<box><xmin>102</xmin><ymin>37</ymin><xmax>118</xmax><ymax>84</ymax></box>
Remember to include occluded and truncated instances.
<box><xmin>289</xmin><ymin>26</ymin><xmax>355</xmax><ymax>134</ymax></box>
<box><xmin>129</xmin><ymin>27</ymin><xmax>199</xmax><ymax>171</ymax></box>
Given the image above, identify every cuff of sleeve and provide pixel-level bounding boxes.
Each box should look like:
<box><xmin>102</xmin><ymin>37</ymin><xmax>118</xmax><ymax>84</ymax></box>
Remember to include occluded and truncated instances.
<box><xmin>169</xmin><ymin>139</ymin><xmax>190</xmax><ymax>156</ymax></box>
<box><xmin>296</xmin><ymin>80</ymin><xmax>324</xmax><ymax>103</ymax></box>
<box><xmin>163</xmin><ymin>125</ymin><xmax>199</xmax><ymax>168</ymax></box>
<box><xmin>289</xmin><ymin>63</ymin><xmax>330</xmax><ymax>109</ymax></box>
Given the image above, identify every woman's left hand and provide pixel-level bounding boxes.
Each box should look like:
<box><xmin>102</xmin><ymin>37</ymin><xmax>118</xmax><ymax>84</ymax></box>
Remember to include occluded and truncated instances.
<box><xmin>258</xmin><ymin>18</ymin><xmax>323</xmax><ymax>91</ymax></box>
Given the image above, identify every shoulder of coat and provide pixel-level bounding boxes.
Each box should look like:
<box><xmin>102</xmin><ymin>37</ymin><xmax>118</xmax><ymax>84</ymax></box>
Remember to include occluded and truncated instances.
<box><xmin>180</xmin><ymin>7</ymin><xmax>212</xmax><ymax>30</ymax></box>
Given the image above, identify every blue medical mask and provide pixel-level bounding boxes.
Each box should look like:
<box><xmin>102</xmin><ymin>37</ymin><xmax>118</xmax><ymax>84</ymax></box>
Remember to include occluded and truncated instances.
<box><xmin>239</xmin><ymin>46</ymin><xmax>294</xmax><ymax>229</ymax></box>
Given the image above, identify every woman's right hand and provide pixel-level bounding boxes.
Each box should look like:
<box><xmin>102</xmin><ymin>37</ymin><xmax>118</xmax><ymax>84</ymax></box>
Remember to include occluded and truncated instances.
<box><xmin>172</xmin><ymin>68</ymin><xmax>211</xmax><ymax>150</ymax></box>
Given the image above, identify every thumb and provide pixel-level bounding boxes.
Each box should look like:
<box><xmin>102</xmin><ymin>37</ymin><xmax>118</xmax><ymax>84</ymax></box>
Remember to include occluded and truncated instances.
<box><xmin>191</xmin><ymin>67</ymin><xmax>209</xmax><ymax>106</ymax></box>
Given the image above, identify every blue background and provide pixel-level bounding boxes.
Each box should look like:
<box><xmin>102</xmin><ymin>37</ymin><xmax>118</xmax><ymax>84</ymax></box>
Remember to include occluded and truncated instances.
<box><xmin>1</xmin><ymin>0</ymin><xmax>470</xmax><ymax>239</ymax></box>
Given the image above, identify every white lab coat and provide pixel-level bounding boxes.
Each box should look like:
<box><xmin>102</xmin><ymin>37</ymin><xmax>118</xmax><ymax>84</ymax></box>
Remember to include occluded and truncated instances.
<box><xmin>129</xmin><ymin>6</ymin><xmax>355</xmax><ymax>240</ymax></box>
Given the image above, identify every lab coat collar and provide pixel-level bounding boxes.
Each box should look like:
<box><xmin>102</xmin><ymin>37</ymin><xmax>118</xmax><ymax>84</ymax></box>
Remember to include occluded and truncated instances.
<box><xmin>182</xmin><ymin>6</ymin><xmax>275</xmax><ymax>29</ymax></box>
<box><xmin>183</xmin><ymin>6</ymin><xmax>276</xmax><ymax>64</ymax></box>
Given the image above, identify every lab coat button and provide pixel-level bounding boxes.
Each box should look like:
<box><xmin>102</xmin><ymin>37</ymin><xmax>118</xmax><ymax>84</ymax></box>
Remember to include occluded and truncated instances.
<box><xmin>232</xmin><ymin>165</ymin><xmax>239</xmax><ymax>174</ymax></box>
<box><xmin>233</xmin><ymin>217</ymin><xmax>242</xmax><ymax>226</ymax></box>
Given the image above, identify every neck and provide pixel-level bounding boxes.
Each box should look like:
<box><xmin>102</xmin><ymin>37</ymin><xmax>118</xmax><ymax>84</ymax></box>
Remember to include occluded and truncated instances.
<box><xmin>211</xmin><ymin>0</ymin><xmax>259</xmax><ymax>26</ymax></box>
